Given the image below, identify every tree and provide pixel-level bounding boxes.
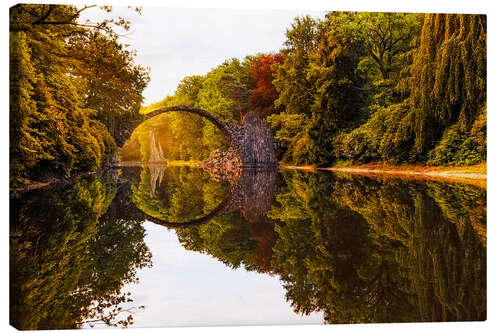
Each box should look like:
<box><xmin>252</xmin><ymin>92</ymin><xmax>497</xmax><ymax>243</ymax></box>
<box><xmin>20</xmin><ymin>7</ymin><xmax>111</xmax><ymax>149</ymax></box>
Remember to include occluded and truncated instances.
<box><xmin>405</xmin><ymin>14</ymin><xmax>486</xmax><ymax>160</ymax></box>
<box><xmin>248</xmin><ymin>53</ymin><xmax>285</xmax><ymax>118</ymax></box>
<box><xmin>69</xmin><ymin>31</ymin><xmax>150</xmax><ymax>146</ymax></box>
<box><xmin>10</xmin><ymin>4</ymin><xmax>140</xmax><ymax>37</ymax></box>
<box><xmin>9</xmin><ymin>4</ymin><xmax>150</xmax><ymax>193</ymax></box>
<box><xmin>9</xmin><ymin>31</ymin><xmax>53</xmax><ymax>189</ymax></box>
<box><xmin>268</xmin><ymin>16</ymin><xmax>318</xmax><ymax>164</ymax></box>
<box><xmin>196</xmin><ymin>58</ymin><xmax>255</xmax><ymax>151</ymax></box>
<box><xmin>273</xmin><ymin>16</ymin><xmax>318</xmax><ymax>116</ymax></box>
<box><xmin>355</xmin><ymin>13</ymin><xmax>422</xmax><ymax>80</ymax></box>
<box><xmin>197</xmin><ymin>58</ymin><xmax>255</xmax><ymax>123</ymax></box>
<box><xmin>175</xmin><ymin>75</ymin><xmax>205</xmax><ymax>106</ymax></box>
<box><xmin>10</xmin><ymin>11</ymin><xmax>106</xmax><ymax>182</ymax></box>
<box><xmin>306</xmin><ymin>13</ymin><xmax>369</xmax><ymax>166</ymax></box>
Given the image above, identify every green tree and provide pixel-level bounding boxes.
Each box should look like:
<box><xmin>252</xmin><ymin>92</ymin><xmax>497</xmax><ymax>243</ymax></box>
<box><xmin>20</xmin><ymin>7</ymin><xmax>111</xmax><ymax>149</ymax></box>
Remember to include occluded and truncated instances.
<box><xmin>403</xmin><ymin>14</ymin><xmax>486</xmax><ymax>161</ymax></box>
<box><xmin>269</xmin><ymin>16</ymin><xmax>318</xmax><ymax>164</ymax></box>
<box><xmin>355</xmin><ymin>13</ymin><xmax>422</xmax><ymax>80</ymax></box>
<box><xmin>306</xmin><ymin>13</ymin><xmax>369</xmax><ymax>165</ymax></box>
<box><xmin>69</xmin><ymin>31</ymin><xmax>150</xmax><ymax>146</ymax></box>
<box><xmin>9</xmin><ymin>4</ymin><xmax>149</xmax><ymax>193</ymax></box>
<box><xmin>273</xmin><ymin>16</ymin><xmax>318</xmax><ymax>116</ymax></box>
<box><xmin>175</xmin><ymin>75</ymin><xmax>205</xmax><ymax>106</ymax></box>
<box><xmin>198</xmin><ymin>58</ymin><xmax>255</xmax><ymax>123</ymax></box>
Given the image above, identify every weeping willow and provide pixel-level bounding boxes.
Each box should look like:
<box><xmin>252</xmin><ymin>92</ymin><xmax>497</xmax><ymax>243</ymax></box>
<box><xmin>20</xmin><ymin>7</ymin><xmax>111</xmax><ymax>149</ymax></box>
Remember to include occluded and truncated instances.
<box><xmin>404</xmin><ymin>14</ymin><xmax>486</xmax><ymax>162</ymax></box>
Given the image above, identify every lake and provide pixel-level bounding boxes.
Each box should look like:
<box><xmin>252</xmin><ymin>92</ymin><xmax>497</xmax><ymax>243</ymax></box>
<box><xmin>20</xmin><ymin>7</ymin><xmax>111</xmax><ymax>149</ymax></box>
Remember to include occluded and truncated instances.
<box><xmin>9</xmin><ymin>166</ymin><xmax>486</xmax><ymax>329</ymax></box>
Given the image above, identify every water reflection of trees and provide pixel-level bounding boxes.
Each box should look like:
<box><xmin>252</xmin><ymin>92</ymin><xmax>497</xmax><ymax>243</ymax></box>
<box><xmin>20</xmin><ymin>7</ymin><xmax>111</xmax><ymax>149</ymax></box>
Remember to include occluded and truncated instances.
<box><xmin>174</xmin><ymin>170</ymin><xmax>486</xmax><ymax>324</ymax></box>
<box><xmin>131</xmin><ymin>166</ymin><xmax>230</xmax><ymax>223</ymax></box>
<box><xmin>341</xmin><ymin>176</ymin><xmax>485</xmax><ymax>321</ymax></box>
<box><xmin>12</xmin><ymin>167</ymin><xmax>485</xmax><ymax>328</ymax></box>
<box><xmin>174</xmin><ymin>169</ymin><xmax>283</xmax><ymax>273</ymax></box>
<box><xmin>10</xmin><ymin>174</ymin><xmax>152</xmax><ymax>329</ymax></box>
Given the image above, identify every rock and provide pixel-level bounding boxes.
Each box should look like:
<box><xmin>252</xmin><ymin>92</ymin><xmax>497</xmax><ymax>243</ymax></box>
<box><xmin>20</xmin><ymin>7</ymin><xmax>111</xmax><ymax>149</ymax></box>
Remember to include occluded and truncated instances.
<box><xmin>200</xmin><ymin>148</ymin><xmax>242</xmax><ymax>183</ymax></box>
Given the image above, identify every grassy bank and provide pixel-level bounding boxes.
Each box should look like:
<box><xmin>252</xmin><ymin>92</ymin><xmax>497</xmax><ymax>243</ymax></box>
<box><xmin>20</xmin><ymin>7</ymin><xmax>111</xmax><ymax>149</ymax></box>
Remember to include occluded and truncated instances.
<box><xmin>116</xmin><ymin>160</ymin><xmax>202</xmax><ymax>167</ymax></box>
<box><xmin>280</xmin><ymin>163</ymin><xmax>486</xmax><ymax>188</ymax></box>
<box><xmin>116</xmin><ymin>159</ymin><xmax>487</xmax><ymax>188</ymax></box>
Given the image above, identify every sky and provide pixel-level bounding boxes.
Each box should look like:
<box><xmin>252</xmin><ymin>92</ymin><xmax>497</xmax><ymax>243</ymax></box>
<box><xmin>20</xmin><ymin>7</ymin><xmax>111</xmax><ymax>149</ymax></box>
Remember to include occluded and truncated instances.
<box><xmin>105</xmin><ymin>222</ymin><xmax>324</xmax><ymax>328</ymax></box>
<box><xmin>79</xmin><ymin>6</ymin><xmax>326</xmax><ymax>105</ymax></box>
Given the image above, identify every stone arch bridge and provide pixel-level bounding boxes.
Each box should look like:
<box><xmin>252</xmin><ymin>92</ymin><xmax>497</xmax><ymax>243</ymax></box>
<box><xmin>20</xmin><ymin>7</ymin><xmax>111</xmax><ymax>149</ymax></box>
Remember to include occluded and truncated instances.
<box><xmin>138</xmin><ymin>105</ymin><xmax>277</xmax><ymax>167</ymax></box>
<box><xmin>119</xmin><ymin>105</ymin><xmax>279</xmax><ymax>228</ymax></box>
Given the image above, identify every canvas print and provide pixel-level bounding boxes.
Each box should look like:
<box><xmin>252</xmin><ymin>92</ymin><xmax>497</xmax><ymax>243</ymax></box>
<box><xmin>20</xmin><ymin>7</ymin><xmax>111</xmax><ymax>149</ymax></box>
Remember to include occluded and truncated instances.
<box><xmin>9</xmin><ymin>3</ymin><xmax>486</xmax><ymax>330</ymax></box>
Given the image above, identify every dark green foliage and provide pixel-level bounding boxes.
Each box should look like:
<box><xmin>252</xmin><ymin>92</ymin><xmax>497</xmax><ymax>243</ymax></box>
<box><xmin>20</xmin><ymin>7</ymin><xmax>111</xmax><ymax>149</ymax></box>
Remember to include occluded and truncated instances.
<box><xmin>309</xmin><ymin>14</ymin><xmax>368</xmax><ymax>129</ymax></box>
<box><xmin>404</xmin><ymin>14</ymin><xmax>486</xmax><ymax>159</ymax></box>
<box><xmin>269</xmin><ymin>12</ymin><xmax>485</xmax><ymax>167</ymax></box>
<box><xmin>273</xmin><ymin>16</ymin><xmax>318</xmax><ymax>116</ymax></box>
<box><xmin>334</xmin><ymin>101</ymin><xmax>415</xmax><ymax>164</ymax></box>
<box><xmin>269</xmin><ymin>14</ymin><xmax>369</xmax><ymax>166</ymax></box>
<box><xmin>307</xmin><ymin>15</ymin><xmax>369</xmax><ymax>165</ymax></box>
<box><xmin>428</xmin><ymin>106</ymin><xmax>487</xmax><ymax>165</ymax></box>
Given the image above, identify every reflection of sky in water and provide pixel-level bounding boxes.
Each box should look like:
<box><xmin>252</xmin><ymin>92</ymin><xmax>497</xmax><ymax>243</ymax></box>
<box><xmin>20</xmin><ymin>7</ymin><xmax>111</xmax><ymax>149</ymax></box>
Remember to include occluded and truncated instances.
<box><xmin>119</xmin><ymin>222</ymin><xmax>324</xmax><ymax>328</ymax></box>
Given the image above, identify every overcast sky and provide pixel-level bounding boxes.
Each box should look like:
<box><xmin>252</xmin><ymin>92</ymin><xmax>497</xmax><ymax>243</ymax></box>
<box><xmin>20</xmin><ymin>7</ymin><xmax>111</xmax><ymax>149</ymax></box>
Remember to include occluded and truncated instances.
<box><xmin>79</xmin><ymin>6</ymin><xmax>326</xmax><ymax>105</ymax></box>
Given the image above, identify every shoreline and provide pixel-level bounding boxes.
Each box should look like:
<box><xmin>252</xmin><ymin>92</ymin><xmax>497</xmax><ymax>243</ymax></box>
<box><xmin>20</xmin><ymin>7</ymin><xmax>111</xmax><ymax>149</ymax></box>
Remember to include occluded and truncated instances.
<box><xmin>17</xmin><ymin>162</ymin><xmax>487</xmax><ymax>194</ymax></box>
<box><xmin>279</xmin><ymin>163</ymin><xmax>486</xmax><ymax>188</ymax></box>
<box><xmin>116</xmin><ymin>160</ymin><xmax>201</xmax><ymax>167</ymax></box>
<box><xmin>16</xmin><ymin>170</ymin><xmax>98</xmax><ymax>194</ymax></box>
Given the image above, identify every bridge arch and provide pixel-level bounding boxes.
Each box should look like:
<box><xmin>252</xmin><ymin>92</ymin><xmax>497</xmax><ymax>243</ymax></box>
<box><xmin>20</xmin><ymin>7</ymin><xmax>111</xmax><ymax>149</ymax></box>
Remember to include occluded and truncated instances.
<box><xmin>142</xmin><ymin>105</ymin><xmax>240</xmax><ymax>151</ymax></box>
<box><xmin>132</xmin><ymin>168</ymin><xmax>277</xmax><ymax>229</ymax></box>
<box><xmin>139</xmin><ymin>188</ymin><xmax>236</xmax><ymax>229</ymax></box>
<box><xmin>121</xmin><ymin>104</ymin><xmax>277</xmax><ymax>168</ymax></box>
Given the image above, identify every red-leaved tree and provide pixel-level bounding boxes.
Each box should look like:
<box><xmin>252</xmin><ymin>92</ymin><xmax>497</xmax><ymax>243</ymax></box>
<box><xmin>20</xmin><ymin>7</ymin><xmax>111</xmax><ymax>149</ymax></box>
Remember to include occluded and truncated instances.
<box><xmin>249</xmin><ymin>53</ymin><xmax>285</xmax><ymax>118</ymax></box>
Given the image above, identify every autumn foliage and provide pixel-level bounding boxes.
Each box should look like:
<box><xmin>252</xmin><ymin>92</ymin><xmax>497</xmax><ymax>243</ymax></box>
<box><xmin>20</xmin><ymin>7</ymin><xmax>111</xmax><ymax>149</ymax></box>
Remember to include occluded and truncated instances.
<box><xmin>249</xmin><ymin>53</ymin><xmax>285</xmax><ymax>118</ymax></box>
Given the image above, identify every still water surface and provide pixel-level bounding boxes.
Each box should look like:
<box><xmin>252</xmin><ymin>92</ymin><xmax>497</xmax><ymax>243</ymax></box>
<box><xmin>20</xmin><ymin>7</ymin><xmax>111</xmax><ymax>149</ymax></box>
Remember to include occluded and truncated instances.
<box><xmin>10</xmin><ymin>166</ymin><xmax>486</xmax><ymax>329</ymax></box>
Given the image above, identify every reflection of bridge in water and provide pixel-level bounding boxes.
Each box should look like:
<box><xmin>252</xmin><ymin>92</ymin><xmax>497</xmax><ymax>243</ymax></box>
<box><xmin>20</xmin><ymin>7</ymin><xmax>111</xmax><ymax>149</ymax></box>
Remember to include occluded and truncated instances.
<box><xmin>120</xmin><ymin>105</ymin><xmax>280</xmax><ymax>228</ymax></box>
<box><xmin>139</xmin><ymin>167</ymin><xmax>278</xmax><ymax>228</ymax></box>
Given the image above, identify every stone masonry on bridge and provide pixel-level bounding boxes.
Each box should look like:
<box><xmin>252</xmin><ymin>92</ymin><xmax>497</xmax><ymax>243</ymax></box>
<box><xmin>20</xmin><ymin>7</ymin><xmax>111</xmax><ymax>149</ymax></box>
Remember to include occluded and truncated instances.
<box><xmin>143</xmin><ymin>105</ymin><xmax>277</xmax><ymax>168</ymax></box>
<box><xmin>123</xmin><ymin>105</ymin><xmax>278</xmax><ymax>228</ymax></box>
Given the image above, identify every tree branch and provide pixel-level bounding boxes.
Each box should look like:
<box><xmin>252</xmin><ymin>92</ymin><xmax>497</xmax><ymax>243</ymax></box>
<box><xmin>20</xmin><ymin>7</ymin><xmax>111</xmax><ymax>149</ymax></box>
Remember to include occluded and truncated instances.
<box><xmin>75</xmin><ymin>306</ymin><xmax>139</xmax><ymax>327</ymax></box>
<box><xmin>33</xmin><ymin>4</ymin><xmax>54</xmax><ymax>24</ymax></box>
